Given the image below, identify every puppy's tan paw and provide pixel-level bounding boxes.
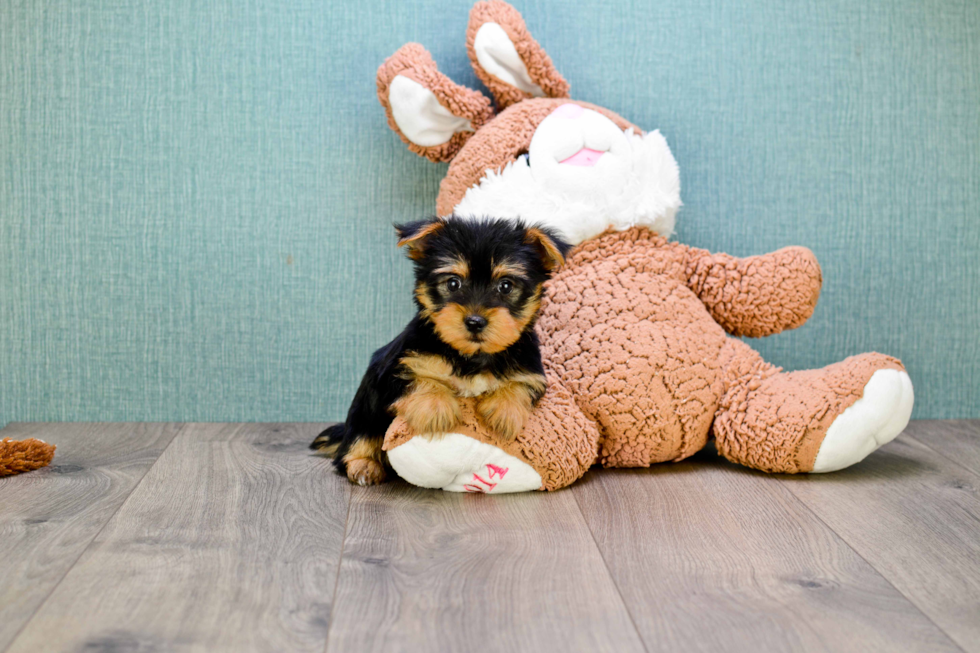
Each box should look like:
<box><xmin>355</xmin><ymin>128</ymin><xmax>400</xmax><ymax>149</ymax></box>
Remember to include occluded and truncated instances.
<box><xmin>395</xmin><ymin>389</ymin><xmax>461</xmax><ymax>435</ymax></box>
<box><xmin>477</xmin><ymin>394</ymin><xmax>530</xmax><ymax>441</ymax></box>
<box><xmin>346</xmin><ymin>457</ymin><xmax>387</xmax><ymax>486</ymax></box>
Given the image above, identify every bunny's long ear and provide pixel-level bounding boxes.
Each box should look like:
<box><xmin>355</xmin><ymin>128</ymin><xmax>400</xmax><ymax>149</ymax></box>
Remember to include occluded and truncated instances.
<box><xmin>466</xmin><ymin>1</ymin><xmax>570</xmax><ymax>110</ymax></box>
<box><xmin>377</xmin><ymin>43</ymin><xmax>495</xmax><ymax>163</ymax></box>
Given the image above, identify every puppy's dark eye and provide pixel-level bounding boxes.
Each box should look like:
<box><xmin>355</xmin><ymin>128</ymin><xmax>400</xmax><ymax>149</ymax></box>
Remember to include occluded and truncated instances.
<box><xmin>446</xmin><ymin>276</ymin><xmax>462</xmax><ymax>293</ymax></box>
<box><xmin>497</xmin><ymin>279</ymin><xmax>514</xmax><ymax>295</ymax></box>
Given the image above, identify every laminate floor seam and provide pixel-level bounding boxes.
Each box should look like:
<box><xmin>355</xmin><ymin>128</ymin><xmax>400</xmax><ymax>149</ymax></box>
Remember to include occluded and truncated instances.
<box><xmin>321</xmin><ymin>478</ymin><xmax>354</xmax><ymax>653</ymax></box>
<box><xmin>571</xmin><ymin>482</ymin><xmax>651</xmax><ymax>653</ymax></box>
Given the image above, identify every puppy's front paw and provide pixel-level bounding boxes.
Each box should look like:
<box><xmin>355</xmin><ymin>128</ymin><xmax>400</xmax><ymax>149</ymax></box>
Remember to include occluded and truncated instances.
<box><xmin>477</xmin><ymin>393</ymin><xmax>531</xmax><ymax>441</ymax></box>
<box><xmin>395</xmin><ymin>388</ymin><xmax>461</xmax><ymax>436</ymax></box>
<box><xmin>345</xmin><ymin>457</ymin><xmax>387</xmax><ymax>486</ymax></box>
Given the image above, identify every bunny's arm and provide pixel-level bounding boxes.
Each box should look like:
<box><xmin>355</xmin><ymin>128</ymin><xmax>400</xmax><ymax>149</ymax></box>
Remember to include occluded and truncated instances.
<box><xmin>682</xmin><ymin>244</ymin><xmax>822</xmax><ymax>338</ymax></box>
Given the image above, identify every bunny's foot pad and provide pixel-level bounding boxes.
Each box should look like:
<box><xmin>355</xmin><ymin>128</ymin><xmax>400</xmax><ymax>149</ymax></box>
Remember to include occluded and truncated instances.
<box><xmin>387</xmin><ymin>432</ymin><xmax>542</xmax><ymax>493</ymax></box>
<box><xmin>812</xmin><ymin>369</ymin><xmax>914</xmax><ymax>473</ymax></box>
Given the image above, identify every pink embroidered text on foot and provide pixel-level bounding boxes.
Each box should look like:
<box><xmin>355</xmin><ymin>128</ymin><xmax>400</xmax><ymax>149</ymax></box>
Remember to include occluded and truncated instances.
<box><xmin>463</xmin><ymin>464</ymin><xmax>511</xmax><ymax>492</ymax></box>
<box><xmin>486</xmin><ymin>463</ymin><xmax>509</xmax><ymax>479</ymax></box>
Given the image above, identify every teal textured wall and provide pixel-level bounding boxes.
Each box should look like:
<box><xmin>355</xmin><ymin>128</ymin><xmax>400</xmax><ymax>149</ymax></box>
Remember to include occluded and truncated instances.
<box><xmin>1</xmin><ymin>0</ymin><xmax>978</xmax><ymax>424</ymax></box>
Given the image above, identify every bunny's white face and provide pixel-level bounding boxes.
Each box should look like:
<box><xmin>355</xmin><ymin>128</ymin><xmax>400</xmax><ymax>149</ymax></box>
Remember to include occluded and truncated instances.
<box><xmin>453</xmin><ymin>104</ymin><xmax>681</xmax><ymax>246</ymax></box>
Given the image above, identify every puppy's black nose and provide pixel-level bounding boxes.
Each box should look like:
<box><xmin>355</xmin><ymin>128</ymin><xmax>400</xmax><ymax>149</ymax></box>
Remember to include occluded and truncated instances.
<box><xmin>464</xmin><ymin>315</ymin><xmax>488</xmax><ymax>334</ymax></box>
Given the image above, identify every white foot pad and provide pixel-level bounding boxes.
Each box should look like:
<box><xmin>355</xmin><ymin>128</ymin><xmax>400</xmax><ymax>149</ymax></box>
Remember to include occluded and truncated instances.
<box><xmin>387</xmin><ymin>432</ymin><xmax>542</xmax><ymax>493</ymax></box>
<box><xmin>812</xmin><ymin>369</ymin><xmax>914</xmax><ymax>473</ymax></box>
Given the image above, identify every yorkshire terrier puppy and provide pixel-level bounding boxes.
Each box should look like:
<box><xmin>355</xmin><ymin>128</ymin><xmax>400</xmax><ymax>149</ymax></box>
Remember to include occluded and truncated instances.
<box><xmin>310</xmin><ymin>216</ymin><xmax>570</xmax><ymax>485</ymax></box>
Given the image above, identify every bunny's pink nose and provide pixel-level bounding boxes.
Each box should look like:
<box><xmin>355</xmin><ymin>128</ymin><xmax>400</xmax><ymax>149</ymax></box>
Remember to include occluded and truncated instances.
<box><xmin>553</xmin><ymin>103</ymin><xmax>585</xmax><ymax>119</ymax></box>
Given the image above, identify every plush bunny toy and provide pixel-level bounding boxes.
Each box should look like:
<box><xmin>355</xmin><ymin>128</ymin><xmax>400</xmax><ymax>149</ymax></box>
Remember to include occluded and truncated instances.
<box><xmin>376</xmin><ymin>0</ymin><xmax>914</xmax><ymax>492</ymax></box>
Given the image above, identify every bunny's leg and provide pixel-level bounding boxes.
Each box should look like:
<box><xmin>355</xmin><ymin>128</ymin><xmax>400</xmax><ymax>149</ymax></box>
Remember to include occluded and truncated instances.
<box><xmin>713</xmin><ymin>338</ymin><xmax>913</xmax><ymax>473</ymax></box>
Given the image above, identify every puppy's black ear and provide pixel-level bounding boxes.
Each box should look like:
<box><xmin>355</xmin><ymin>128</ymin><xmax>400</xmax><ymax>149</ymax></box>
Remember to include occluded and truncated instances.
<box><xmin>525</xmin><ymin>226</ymin><xmax>571</xmax><ymax>272</ymax></box>
<box><xmin>395</xmin><ymin>218</ymin><xmax>445</xmax><ymax>260</ymax></box>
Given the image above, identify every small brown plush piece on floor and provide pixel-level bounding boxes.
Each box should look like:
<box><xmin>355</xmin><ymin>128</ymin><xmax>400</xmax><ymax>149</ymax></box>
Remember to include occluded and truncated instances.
<box><xmin>0</xmin><ymin>438</ymin><xmax>56</xmax><ymax>477</ymax></box>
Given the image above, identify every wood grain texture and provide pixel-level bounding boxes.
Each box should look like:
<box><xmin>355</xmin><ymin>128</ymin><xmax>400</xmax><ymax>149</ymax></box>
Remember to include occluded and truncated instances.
<box><xmin>5</xmin><ymin>423</ymin><xmax>350</xmax><ymax>653</ymax></box>
<box><xmin>782</xmin><ymin>431</ymin><xmax>980</xmax><ymax>652</ymax></box>
<box><xmin>5</xmin><ymin>421</ymin><xmax>980</xmax><ymax>652</ymax></box>
<box><xmin>904</xmin><ymin>420</ymin><xmax>980</xmax><ymax>478</ymax></box>
<box><xmin>0</xmin><ymin>422</ymin><xmax>180</xmax><ymax>652</ymax></box>
<box><xmin>327</xmin><ymin>481</ymin><xmax>645</xmax><ymax>653</ymax></box>
<box><xmin>572</xmin><ymin>449</ymin><xmax>961</xmax><ymax>653</ymax></box>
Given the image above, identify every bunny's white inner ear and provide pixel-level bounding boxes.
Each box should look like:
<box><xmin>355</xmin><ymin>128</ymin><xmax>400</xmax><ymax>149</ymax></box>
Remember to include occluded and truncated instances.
<box><xmin>389</xmin><ymin>75</ymin><xmax>475</xmax><ymax>147</ymax></box>
<box><xmin>473</xmin><ymin>23</ymin><xmax>546</xmax><ymax>97</ymax></box>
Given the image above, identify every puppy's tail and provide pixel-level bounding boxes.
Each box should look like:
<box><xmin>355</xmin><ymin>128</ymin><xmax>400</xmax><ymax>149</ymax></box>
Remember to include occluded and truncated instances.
<box><xmin>310</xmin><ymin>423</ymin><xmax>346</xmax><ymax>458</ymax></box>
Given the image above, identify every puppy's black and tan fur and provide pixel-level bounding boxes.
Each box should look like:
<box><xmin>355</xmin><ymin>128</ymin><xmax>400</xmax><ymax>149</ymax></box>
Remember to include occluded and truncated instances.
<box><xmin>310</xmin><ymin>216</ymin><xmax>570</xmax><ymax>485</ymax></box>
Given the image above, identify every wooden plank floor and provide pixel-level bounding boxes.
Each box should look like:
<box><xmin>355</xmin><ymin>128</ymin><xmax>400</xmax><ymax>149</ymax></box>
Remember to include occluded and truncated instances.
<box><xmin>0</xmin><ymin>423</ymin><xmax>182</xmax><ymax>652</ymax></box>
<box><xmin>1</xmin><ymin>421</ymin><xmax>978</xmax><ymax>653</ymax></box>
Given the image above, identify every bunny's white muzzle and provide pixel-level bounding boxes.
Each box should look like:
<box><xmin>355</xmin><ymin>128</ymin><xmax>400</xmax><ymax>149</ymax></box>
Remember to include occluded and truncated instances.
<box><xmin>453</xmin><ymin>104</ymin><xmax>682</xmax><ymax>246</ymax></box>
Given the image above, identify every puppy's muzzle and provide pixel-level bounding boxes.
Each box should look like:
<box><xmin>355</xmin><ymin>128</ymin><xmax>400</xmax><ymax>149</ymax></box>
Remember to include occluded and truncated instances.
<box><xmin>464</xmin><ymin>315</ymin><xmax>488</xmax><ymax>334</ymax></box>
